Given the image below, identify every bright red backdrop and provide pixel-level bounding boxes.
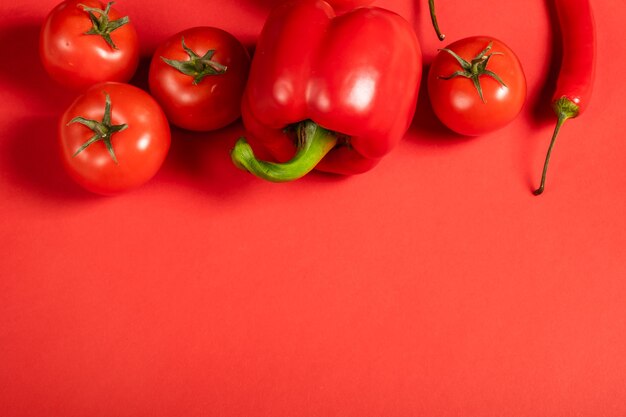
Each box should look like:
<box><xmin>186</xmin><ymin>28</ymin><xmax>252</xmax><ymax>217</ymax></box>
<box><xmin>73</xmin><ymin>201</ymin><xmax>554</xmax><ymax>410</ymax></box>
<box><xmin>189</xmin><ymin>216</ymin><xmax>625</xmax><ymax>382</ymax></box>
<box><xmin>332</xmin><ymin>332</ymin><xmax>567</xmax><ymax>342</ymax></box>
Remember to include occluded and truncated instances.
<box><xmin>1</xmin><ymin>0</ymin><xmax>625</xmax><ymax>416</ymax></box>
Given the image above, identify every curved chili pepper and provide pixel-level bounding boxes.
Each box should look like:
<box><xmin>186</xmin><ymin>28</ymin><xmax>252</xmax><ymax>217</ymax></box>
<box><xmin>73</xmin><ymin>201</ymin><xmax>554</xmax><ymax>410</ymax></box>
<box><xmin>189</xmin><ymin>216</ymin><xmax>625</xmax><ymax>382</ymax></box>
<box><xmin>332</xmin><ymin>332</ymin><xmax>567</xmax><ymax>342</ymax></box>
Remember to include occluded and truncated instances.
<box><xmin>533</xmin><ymin>0</ymin><xmax>596</xmax><ymax>195</ymax></box>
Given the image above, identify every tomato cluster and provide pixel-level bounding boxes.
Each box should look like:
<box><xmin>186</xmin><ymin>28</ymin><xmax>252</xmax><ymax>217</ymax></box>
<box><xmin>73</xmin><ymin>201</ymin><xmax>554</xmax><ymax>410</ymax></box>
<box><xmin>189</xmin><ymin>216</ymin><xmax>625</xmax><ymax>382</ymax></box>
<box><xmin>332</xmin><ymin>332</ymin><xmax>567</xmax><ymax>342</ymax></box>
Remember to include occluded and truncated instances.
<box><xmin>40</xmin><ymin>0</ymin><xmax>251</xmax><ymax>194</ymax></box>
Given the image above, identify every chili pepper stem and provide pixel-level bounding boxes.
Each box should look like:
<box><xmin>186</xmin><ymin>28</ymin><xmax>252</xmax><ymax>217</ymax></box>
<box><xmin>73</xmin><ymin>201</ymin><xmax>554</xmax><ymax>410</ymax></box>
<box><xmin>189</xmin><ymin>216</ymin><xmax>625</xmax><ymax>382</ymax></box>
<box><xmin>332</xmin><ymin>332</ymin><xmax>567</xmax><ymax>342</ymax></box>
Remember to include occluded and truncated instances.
<box><xmin>533</xmin><ymin>115</ymin><xmax>567</xmax><ymax>195</ymax></box>
<box><xmin>231</xmin><ymin>120</ymin><xmax>338</xmax><ymax>182</ymax></box>
<box><xmin>533</xmin><ymin>97</ymin><xmax>579</xmax><ymax>196</ymax></box>
<box><xmin>428</xmin><ymin>0</ymin><xmax>445</xmax><ymax>41</ymax></box>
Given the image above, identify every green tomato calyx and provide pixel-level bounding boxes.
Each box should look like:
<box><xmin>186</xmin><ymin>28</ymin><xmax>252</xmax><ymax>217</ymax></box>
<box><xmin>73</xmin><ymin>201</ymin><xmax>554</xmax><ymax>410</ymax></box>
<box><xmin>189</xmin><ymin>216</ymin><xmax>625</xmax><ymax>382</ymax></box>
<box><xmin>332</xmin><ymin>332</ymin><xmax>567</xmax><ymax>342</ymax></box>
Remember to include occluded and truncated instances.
<box><xmin>68</xmin><ymin>91</ymin><xmax>128</xmax><ymax>165</ymax></box>
<box><xmin>161</xmin><ymin>37</ymin><xmax>228</xmax><ymax>85</ymax></box>
<box><xmin>78</xmin><ymin>2</ymin><xmax>130</xmax><ymax>50</ymax></box>
<box><xmin>437</xmin><ymin>41</ymin><xmax>507</xmax><ymax>103</ymax></box>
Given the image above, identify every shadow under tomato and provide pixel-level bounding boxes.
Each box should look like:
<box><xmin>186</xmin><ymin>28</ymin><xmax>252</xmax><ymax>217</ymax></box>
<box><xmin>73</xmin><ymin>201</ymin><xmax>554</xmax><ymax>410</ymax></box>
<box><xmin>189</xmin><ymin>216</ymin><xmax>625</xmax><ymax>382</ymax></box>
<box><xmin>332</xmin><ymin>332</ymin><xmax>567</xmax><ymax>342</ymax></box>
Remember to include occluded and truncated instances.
<box><xmin>129</xmin><ymin>54</ymin><xmax>153</xmax><ymax>92</ymax></box>
<box><xmin>160</xmin><ymin>122</ymin><xmax>260</xmax><ymax>196</ymax></box>
<box><xmin>0</xmin><ymin>22</ymin><xmax>75</xmax><ymax>112</ymax></box>
<box><xmin>2</xmin><ymin>115</ymin><xmax>99</xmax><ymax>201</ymax></box>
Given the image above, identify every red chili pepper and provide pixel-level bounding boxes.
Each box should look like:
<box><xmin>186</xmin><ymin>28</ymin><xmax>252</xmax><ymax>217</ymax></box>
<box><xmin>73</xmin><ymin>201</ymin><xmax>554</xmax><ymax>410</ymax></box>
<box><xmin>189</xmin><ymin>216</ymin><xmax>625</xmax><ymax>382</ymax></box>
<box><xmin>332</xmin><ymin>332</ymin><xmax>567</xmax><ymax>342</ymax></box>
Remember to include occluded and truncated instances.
<box><xmin>533</xmin><ymin>0</ymin><xmax>596</xmax><ymax>195</ymax></box>
<box><xmin>231</xmin><ymin>0</ymin><xmax>422</xmax><ymax>182</ymax></box>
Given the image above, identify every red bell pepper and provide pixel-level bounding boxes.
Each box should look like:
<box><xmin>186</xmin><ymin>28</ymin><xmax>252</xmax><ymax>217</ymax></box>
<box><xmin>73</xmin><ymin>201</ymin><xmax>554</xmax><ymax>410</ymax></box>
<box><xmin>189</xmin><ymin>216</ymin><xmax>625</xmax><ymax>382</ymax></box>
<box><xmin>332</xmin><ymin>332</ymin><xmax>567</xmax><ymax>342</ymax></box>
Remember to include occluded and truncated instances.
<box><xmin>231</xmin><ymin>0</ymin><xmax>422</xmax><ymax>182</ymax></box>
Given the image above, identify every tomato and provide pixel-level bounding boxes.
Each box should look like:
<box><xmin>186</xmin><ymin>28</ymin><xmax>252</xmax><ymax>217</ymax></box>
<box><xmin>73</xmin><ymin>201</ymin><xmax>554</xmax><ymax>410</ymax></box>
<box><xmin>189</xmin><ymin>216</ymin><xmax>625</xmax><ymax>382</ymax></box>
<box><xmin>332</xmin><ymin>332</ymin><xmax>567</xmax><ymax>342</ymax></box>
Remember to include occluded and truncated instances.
<box><xmin>148</xmin><ymin>27</ymin><xmax>251</xmax><ymax>132</ymax></box>
<box><xmin>40</xmin><ymin>0</ymin><xmax>139</xmax><ymax>90</ymax></box>
<box><xmin>427</xmin><ymin>36</ymin><xmax>526</xmax><ymax>136</ymax></box>
<box><xmin>59</xmin><ymin>82</ymin><xmax>171</xmax><ymax>195</ymax></box>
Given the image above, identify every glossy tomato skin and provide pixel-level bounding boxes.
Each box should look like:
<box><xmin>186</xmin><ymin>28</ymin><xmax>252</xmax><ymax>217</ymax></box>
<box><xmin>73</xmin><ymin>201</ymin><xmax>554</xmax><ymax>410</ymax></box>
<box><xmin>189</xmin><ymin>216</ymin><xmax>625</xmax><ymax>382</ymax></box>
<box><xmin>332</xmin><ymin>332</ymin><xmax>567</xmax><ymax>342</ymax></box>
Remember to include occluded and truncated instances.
<box><xmin>148</xmin><ymin>27</ymin><xmax>251</xmax><ymax>132</ymax></box>
<box><xmin>428</xmin><ymin>36</ymin><xmax>526</xmax><ymax>136</ymax></box>
<box><xmin>40</xmin><ymin>0</ymin><xmax>139</xmax><ymax>91</ymax></box>
<box><xmin>59</xmin><ymin>82</ymin><xmax>171</xmax><ymax>195</ymax></box>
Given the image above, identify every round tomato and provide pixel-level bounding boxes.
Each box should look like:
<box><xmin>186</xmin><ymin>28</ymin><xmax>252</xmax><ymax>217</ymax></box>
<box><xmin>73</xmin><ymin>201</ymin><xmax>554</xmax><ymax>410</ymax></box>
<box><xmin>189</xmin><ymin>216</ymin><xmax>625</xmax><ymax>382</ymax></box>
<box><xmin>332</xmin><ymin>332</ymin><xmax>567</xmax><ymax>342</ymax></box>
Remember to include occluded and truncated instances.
<box><xmin>59</xmin><ymin>82</ymin><xmax>171</xmax><ymax>195</ymax></box>
<box><xmin>427</xmin><ymin>36</ymin><xmax>526</xmax><ymax>136</ymax></box>
<box><xmin>148</xmin><ymin>27</ymin><xmax>251</xmax><ymax>132</ymax></box>
<box><xmin>40</xmin><ymin>0</ymin><xmax>139</xmax><ymax>90</ymax></box>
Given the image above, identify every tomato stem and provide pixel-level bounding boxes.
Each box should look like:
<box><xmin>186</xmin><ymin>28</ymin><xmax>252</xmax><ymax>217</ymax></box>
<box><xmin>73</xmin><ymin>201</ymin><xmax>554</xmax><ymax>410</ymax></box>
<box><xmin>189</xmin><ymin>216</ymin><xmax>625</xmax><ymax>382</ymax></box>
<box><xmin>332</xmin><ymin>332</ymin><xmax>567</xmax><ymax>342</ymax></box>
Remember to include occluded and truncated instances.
<box><xmin>231</xmin><ymin>120</ymin><xmax>337</xmax><ymax>182</ymax></box>
<box><xmin>161</xmin><ymin>37</ymin><xmax>227</xmax><ymax>85</ymax></box>
<box><xmin>438</xmin><ymin>41</ymin><xmax>506</xmax><ymax>103</ymax></box>
<box><xmin>428</xmin><ymin>0</ymin><xmax>445</xmax><ymax>41</ymax></box>
<box><xmin>78</xmin><ymin>1</ymin><xmax>130</xmax><ymax>50</ymax></box>
<box><xmin>533</xmin><ymin>97</ymin><xmax>579</xmax><ymax>195</ymax></box>
<box><xmin>68</xmin><ymin>91</ymin><xmax>128</xmax><ymax>164</ymax></box>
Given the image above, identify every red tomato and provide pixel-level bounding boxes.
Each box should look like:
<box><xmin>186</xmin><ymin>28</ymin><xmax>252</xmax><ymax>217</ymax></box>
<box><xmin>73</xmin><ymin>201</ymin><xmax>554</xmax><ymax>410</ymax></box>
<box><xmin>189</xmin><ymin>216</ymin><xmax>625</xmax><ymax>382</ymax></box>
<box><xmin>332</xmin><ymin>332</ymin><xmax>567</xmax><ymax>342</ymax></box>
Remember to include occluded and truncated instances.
<box><xmin>40</xmin><ymin>0</ymin><xmax>139</xmax><ymax>90</ymax></box>
<box><xmin>59</xmin><ymin>82</ymin><xmax>171</xmax><ymax>195</ymax></box>
<box><xmin>148</xmin><ymin>27</ymin><xmax>251</xmax><ymax>132</ymax></box>
<box><xmin>427</xmin><ymin>36</ymin><xmax>526</xmax><ymax>136</ymax></box>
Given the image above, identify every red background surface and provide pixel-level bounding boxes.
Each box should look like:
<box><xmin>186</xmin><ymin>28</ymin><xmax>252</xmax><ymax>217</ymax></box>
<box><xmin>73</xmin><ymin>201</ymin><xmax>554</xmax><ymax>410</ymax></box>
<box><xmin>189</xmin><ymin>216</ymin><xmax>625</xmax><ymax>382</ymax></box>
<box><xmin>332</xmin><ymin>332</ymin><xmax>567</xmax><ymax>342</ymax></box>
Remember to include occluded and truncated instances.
<box><xmin>2</xmin><ymin>0</ymin><xmax>626</xmax><ymax>415</ymax></box>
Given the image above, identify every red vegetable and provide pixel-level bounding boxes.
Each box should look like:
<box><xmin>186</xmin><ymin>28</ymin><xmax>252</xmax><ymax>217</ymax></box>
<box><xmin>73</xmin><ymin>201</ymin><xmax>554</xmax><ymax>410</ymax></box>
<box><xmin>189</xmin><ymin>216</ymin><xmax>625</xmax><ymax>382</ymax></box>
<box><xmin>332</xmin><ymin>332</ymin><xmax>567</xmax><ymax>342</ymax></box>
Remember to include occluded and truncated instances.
<box><xmin>148</xmin><ymin>27</ymin><xmax>251</xmax><ymax>132</ymax></box>
<box><xmin>231</xmin><ymin>0</ymin><xmax>422</xmax><ymax>182</ymax></box>
<box><xmin>533</xmin><ymin>0</ymin><xmax>596</xmax><ymax>195</ymax></box>
<box><xmin>59</xmin><ymin>82</ymin><xmax>171</xmax><ymax>194</ymax></box>
<box><xmin>427</xmin><ymin>37</ymin><xmax>526</xmax><ymax>136</ymax></box>
<box><xmin>40</xmin><ymin>0</ymin><xmax>139</xmax><ymax>90</ymax></box>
